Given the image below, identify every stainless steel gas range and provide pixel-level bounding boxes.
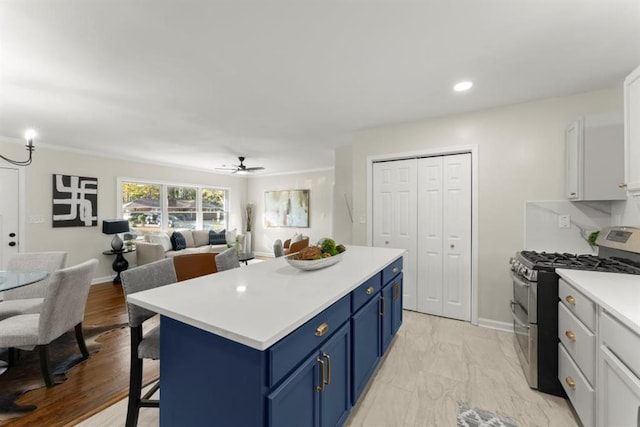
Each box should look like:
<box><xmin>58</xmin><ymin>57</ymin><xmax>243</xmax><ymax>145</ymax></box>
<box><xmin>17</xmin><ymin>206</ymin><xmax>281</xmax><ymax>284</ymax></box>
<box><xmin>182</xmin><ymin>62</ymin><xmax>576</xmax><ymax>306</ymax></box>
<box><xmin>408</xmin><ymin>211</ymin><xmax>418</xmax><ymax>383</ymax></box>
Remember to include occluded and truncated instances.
<box><xmin>510</xmin><ymin>226</ymin><xmax>640</xmax><ymax>396</ymax></box>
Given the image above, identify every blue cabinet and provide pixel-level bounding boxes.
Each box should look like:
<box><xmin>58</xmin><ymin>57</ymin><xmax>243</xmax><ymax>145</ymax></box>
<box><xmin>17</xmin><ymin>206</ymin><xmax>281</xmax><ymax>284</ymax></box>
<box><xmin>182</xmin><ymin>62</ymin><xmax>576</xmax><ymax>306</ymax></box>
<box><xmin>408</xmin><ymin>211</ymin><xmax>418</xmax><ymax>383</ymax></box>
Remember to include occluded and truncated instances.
<box><xmin>382</xmin><ymin>272</ymin><xmax>403</xmax><ymax>353</ymax></box>
<box><xmin>351</xmin><ymin>258</ymin><xmax>403</xmax><ymax>404</ymax></box>
<box><xmin>268</xmin><ymin>322</ymin><xmax>351</xmax><ymax>427</ymax></box>
<box><xmin>351</xmin><ymin>294</ymin><xmax>381</xmax><ymax>403</ymax></box>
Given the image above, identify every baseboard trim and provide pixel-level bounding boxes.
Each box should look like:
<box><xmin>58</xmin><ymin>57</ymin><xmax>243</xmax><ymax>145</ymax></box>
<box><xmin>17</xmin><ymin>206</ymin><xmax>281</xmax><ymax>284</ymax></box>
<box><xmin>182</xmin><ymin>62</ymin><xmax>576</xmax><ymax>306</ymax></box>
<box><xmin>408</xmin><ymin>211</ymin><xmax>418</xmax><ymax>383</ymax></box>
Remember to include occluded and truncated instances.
<box><xmin>92</xmin><ymin>275</ymin><xmax>115</xmax><ymax>285</ymax></box>
<box><xmin>478</xmin><ymin>317</ymin><xmax>513</xmax><ymax>333</ymax></box>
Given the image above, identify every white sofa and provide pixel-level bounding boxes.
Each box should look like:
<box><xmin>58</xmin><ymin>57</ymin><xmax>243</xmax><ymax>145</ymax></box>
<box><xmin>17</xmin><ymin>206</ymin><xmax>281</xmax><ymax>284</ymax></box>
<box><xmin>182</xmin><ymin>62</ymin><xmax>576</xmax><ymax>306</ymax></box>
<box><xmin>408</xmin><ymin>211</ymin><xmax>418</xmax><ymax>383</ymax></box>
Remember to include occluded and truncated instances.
<box><xmin>135</xmin><ymin>229</ymin><xmax>244</xmax><ymax>266</ymax></box>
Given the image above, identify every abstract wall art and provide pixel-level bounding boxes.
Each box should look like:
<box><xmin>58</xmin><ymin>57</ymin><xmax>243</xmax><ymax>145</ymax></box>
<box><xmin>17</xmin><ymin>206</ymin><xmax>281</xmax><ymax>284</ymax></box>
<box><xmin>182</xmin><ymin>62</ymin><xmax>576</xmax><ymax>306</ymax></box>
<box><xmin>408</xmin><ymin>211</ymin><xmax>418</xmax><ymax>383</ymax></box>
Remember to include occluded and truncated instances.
<box><xmin>264</xmin><ymin>189</ymin><xmax>309</xmax><ymax>228</ymax></box>
<box><xmin>52</xmin><ymin>174</ymin><xmax>98</xmax><ymax>227</ymax></box>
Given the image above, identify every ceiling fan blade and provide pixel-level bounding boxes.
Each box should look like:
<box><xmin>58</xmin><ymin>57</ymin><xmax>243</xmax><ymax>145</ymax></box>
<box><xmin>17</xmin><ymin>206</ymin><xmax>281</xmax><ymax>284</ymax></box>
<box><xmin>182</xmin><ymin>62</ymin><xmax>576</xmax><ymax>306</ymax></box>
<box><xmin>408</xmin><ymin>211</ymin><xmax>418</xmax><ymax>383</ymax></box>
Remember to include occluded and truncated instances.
<box><xmin>215</xmin><ymin>167</ymin><xmax>237</xmax><ymax>171</ymax></box>
<box><xmin>245</xmin><ymin>167</ymin><xmax>265</xmax><ymax>171</ymax></box>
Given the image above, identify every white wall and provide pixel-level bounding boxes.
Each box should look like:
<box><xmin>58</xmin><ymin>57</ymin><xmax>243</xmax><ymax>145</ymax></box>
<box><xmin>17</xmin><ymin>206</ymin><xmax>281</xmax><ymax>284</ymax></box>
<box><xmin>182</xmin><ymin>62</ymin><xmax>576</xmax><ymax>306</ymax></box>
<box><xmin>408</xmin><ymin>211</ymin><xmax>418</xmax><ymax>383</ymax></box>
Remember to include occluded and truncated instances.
<box><xmin>0</xmin><ymin>139</ymin><xmax>248</xmax><ymax>281</ymax></box>
<box><xmin>346</xmin><ymin>86</ymin><xmax>623</xmax><ymax>325</ymax></box>
<box><xmin>247</xmin><ymin>169</ymin><xmax>335</xmax><ymax>256</ymax></box>
<box><xmin>333</xmin><ymin>145</ymin><xmax>353</xmax><ymax>243</ymax></box>
<box><xmin>616</xmin><ymin>197</ymin><xmax>640</xmax><ymax>226</ymax></box>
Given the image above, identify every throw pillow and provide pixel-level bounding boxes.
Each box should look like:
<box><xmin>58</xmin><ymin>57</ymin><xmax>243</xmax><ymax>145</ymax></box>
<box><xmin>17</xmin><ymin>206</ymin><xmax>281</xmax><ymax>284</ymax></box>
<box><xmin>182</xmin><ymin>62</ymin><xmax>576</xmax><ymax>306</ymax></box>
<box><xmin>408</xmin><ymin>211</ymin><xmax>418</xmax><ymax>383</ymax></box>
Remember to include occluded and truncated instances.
<box><xmin>209</xmin><ymin>229</ymin><xmax>227</xmax><ymax>245</ymax></box>
<box><xmin>149</xmin><ymin>233</ymin><xmax>172</xmax><ymax>252</ymax></box>
<box><xmin>225</xmin><ymin>228</ymin><xmax>237</xmax><ymax>246</ymax></box>
<box><xmin>181</xmin><ymin>230</ymin><xmax>195</xmax><ymax>248</ymax></box>
<box><xmin>170</xmin><ymin>231</ymin><xmax>187</xmax><ymax>251</ymax></box>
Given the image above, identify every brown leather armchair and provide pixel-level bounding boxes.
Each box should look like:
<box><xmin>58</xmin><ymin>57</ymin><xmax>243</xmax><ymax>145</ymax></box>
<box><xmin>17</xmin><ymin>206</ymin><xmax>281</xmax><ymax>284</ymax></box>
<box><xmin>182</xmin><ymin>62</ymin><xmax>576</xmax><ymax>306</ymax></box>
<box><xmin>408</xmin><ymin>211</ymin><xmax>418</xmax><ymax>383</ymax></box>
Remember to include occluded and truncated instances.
<box><xmin>283</xmin><ymin>237</ymin><xmax>310</xmax><ymax>255</ymax></box>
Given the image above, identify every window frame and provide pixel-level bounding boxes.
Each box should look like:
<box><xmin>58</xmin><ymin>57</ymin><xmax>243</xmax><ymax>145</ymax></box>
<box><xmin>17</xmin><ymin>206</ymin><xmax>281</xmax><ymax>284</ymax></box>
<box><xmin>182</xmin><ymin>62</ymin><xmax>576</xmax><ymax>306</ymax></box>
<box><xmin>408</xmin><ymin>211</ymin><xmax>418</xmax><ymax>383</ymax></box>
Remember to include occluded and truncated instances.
<box><xmin>117</xmin><ymin>177</ymin><xmax>231</xmax><ymax>233</ymax></box>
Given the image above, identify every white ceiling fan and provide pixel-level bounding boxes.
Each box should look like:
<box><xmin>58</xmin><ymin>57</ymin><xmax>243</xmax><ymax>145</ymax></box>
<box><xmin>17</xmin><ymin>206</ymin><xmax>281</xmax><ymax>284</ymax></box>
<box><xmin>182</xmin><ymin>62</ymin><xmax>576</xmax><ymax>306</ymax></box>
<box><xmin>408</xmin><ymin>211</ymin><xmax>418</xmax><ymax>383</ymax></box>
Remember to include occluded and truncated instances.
<box><xmin>216</xmin><ymin>156</ymin><xmax>265</xmax><ymax>174</ymax></box>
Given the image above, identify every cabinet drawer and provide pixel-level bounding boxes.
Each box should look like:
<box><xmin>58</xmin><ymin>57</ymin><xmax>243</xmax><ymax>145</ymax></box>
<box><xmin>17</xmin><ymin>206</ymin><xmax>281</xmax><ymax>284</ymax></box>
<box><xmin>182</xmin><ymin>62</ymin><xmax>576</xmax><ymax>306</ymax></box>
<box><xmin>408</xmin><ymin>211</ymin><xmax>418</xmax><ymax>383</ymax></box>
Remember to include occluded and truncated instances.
<box><xmin>558</xmin><ymin>302</ymin><xmax>596</xmax><ymax>385</ymax></box>
<box><xmin>558</xmin><ymin>343</ymin><xmax>595</xmax><ymax>427</ymax></box>
<box><xmin>559</xmin><ymin>279</ymin><xmax>596</xmax><ymax>331</ymax></box>
<box><xmin>269</xmin><ymin>294</ymin><xmax>351</xmax><ymax>388</ymax></box>
<box><xmin>382</xmin><ymin>257</ymin><xmax>402</xmax><ymax>285</ymax></box>
<box><xmin>600</xmin><ymin>311</ymin><xmax>640</xmax><ymax>379</ymax></box>
<box><xmin>351</xmin><ymin>273</ymin><xmax>381</xmax><ymax>313</ymax></box>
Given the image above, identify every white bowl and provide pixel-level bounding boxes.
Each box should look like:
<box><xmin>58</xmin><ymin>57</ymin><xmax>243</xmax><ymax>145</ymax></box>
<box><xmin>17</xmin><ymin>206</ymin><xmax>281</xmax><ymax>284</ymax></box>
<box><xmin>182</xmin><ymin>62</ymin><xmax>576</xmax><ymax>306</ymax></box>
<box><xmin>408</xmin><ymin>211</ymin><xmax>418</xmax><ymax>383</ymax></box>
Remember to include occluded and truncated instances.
<box><xmin>284</xmin><ymin>251</ymin><xmax>345</xmax><ymax>271</ymax></box>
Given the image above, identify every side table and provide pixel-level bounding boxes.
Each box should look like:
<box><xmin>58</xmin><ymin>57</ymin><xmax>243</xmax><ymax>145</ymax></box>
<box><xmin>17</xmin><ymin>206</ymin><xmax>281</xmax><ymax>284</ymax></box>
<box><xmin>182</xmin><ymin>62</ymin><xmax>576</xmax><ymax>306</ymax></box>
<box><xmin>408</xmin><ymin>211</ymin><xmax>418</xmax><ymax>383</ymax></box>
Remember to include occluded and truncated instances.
<box><xmin>102</xmin><ymin>247</ymin><xmax>135</xmax><ymax>284</ymax></box>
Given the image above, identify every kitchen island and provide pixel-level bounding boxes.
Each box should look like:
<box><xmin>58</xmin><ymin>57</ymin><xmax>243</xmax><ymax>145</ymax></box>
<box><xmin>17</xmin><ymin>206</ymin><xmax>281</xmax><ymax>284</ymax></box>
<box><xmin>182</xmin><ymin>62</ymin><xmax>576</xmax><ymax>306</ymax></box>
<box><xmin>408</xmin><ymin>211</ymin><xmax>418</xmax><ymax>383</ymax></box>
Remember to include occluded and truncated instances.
<box><xmin>128</xmin><ymin>245</ymin><xmax>405</xmax><ymax>426</ymax></box>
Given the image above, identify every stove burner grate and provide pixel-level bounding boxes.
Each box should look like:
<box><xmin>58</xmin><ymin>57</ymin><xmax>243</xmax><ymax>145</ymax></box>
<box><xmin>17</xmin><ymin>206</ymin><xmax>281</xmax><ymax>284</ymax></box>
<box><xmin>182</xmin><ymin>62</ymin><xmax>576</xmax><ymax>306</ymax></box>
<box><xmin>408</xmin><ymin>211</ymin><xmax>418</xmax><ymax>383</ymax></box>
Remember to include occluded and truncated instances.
<box><xmin>518</xmin><ymin>251</ymin><xmax>640</xmax><ymax>275</ymax></box>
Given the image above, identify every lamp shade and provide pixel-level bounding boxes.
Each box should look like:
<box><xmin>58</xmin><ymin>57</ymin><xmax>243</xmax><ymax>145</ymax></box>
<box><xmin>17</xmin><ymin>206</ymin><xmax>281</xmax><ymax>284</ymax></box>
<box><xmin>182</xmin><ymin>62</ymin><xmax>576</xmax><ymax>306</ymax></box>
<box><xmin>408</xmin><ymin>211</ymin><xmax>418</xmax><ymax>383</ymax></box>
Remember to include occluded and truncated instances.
<box><xmin>102</xmin><ymin>219</ymin><xmax>129</xmax><ymax>235</ymax></box>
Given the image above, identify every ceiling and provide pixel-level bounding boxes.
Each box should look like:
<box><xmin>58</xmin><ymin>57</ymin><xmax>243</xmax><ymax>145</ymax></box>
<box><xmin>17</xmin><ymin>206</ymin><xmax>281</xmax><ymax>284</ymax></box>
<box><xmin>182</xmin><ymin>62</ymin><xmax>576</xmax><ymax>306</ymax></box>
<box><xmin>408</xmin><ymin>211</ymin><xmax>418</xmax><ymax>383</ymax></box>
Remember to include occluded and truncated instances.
<box><xmin>1</xmin><ymin>0</ymin><xmax>639</xmax><ymax>175</ymax></box>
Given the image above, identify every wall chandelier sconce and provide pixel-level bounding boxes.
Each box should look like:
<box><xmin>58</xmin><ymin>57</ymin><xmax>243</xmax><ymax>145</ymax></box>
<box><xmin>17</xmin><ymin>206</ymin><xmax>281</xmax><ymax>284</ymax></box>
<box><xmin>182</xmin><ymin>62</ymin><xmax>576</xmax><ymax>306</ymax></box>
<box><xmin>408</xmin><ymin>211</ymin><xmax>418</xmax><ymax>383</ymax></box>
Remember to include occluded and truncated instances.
<box><xmin>1</xmin><ymin>129</ymin><xmax>36</xmax><ymax>166</ymax></box>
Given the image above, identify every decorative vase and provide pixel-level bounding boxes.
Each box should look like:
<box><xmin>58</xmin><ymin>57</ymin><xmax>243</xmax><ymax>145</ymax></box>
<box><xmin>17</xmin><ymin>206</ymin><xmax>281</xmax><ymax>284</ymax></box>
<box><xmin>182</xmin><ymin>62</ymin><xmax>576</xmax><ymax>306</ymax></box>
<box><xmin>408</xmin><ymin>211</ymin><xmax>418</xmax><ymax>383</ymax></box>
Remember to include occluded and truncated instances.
<box><xmin>245</xmin><ymin>231</ymin><xmax>252</xmax><ymax>253</ymax></box>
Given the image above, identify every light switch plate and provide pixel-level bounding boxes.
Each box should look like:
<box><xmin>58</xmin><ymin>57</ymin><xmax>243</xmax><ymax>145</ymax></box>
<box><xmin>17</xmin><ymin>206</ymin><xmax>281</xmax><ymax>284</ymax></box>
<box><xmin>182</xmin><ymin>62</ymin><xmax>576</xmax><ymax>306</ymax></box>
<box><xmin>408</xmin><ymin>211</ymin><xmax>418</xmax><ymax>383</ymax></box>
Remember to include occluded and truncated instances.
<box><xmin>29</xmin><ymin>215</ymin><xmax>45</xmax><ymax>224</ymax></box>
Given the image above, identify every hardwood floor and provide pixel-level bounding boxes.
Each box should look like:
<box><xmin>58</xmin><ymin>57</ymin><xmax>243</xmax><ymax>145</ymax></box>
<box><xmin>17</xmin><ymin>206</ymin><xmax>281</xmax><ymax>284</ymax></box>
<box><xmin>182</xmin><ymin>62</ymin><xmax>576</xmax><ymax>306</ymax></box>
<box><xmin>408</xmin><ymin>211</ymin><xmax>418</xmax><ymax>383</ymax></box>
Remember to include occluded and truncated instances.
<box><xmin>0</xmin><ymin>282</ymin><xmax>159</xmax><ymax>427</ymax></box>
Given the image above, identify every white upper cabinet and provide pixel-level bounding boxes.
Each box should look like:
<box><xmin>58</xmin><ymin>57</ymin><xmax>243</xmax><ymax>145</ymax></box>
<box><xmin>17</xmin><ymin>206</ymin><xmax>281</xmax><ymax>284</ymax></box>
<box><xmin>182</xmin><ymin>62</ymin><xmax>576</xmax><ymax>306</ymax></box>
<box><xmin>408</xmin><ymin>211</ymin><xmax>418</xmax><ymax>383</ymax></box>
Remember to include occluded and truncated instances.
<box><xmin>565</xmin><ymin>113</ymin><xmax>625</xmax><ymax>201</ymax></box>
<box><xmin>624</xmin><ymin>64</ymin><xmax>640</xmax><ymax>195</ymax></box>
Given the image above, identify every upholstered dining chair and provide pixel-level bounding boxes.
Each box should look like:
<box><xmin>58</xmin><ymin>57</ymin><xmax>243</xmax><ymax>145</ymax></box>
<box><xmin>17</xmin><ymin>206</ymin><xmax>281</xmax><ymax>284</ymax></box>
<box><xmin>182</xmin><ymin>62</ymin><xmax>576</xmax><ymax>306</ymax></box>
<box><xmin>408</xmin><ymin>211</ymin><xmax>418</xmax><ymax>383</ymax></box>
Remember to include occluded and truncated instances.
<box><xmin>173</xmin><ymin>252</ymin><xmax>218</xmax><ymax>281</ymax></box>
<box><xmin>0</xmin><ymin>258</ymin><xmax>98</xmax><ymax>387</ymax></box>
<box><xmin>214</xmin><ymin>247</ymin><xmax>240</xmax><ymax>271</ymax></box>
<box><xmin>273</xmin><ymin>239</ymin><xmax>284</xmax><ymax>258</ymax></box>
<box><xmin>0</xmin><ymin>251</ymin><xmax>67</xmax><ymax>321</ymax></box>
<box><xmin>120</xmin><ymin>258</ymin><xmax>177</xmax><ymax>427</ymax></box>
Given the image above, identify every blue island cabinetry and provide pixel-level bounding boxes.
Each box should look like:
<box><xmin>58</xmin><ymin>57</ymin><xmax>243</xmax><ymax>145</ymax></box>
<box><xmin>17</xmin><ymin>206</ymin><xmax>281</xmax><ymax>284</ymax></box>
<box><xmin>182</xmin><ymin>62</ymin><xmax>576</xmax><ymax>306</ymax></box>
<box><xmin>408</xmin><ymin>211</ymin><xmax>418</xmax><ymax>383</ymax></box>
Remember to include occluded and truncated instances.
<box><xmin>156</xmin><ymin>253</ymin><xmax>404</xmax><ymax>426</ymax></box>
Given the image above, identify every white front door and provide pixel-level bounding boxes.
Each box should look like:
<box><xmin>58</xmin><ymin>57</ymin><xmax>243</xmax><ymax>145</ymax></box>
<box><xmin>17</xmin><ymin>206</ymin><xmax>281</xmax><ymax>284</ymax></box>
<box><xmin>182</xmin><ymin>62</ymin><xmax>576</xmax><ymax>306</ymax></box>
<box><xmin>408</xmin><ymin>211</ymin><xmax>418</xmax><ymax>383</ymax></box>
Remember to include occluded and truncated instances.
<box><xmin>372</xmin><ymin>159</ymin><xmax>417</xmax><ymax>311</ymax></box>
<box><xmin>0</xmin><ymin>167</ymin><xmax>20</xmax><ymax>268</ymax></box>
<box><xmin>416</xmin><ymin>154</ymin><xmax>471</xmax><ymax>320</ymax></box>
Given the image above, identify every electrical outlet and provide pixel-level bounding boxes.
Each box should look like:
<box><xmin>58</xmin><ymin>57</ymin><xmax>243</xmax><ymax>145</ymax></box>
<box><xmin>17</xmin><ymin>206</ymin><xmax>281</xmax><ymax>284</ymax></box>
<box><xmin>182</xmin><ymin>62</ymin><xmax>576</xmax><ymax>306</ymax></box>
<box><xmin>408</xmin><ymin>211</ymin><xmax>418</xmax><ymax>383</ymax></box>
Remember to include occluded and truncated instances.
<box><xmin>558</xmin><ymin>214</ymin><xmax>571</xmax><ymax>229</ymax></box>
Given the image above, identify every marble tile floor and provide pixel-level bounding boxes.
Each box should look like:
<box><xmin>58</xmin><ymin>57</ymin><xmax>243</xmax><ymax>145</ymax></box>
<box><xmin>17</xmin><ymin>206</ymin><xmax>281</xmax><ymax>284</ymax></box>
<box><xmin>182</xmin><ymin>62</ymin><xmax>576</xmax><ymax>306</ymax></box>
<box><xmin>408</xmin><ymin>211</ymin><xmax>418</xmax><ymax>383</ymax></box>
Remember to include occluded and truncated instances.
<box><xmin>78</xmin><ymin>311</ymin><xmax>578</xmax><ymax>427</ymax></box>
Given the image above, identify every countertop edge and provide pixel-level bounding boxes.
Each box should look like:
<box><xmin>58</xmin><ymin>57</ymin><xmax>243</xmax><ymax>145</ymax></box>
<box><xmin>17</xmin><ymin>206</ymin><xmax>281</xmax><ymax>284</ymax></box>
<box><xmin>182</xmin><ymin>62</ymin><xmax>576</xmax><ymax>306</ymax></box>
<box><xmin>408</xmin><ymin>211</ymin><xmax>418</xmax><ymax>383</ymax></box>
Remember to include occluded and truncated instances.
<box><xmin>128</xmin><ymin>246</ymin><xmax>406</xmax><ymax>350</ymax></box>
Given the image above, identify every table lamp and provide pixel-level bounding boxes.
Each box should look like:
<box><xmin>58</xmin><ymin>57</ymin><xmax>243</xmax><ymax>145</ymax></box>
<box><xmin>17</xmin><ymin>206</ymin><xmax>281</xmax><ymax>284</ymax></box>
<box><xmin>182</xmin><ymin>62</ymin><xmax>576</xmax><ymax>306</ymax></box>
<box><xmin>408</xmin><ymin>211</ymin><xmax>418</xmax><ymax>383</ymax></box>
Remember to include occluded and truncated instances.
<box><xmin>102</xmin><ymin>219</ymin><xmax>130</xmax><ymax>251</ymax></box>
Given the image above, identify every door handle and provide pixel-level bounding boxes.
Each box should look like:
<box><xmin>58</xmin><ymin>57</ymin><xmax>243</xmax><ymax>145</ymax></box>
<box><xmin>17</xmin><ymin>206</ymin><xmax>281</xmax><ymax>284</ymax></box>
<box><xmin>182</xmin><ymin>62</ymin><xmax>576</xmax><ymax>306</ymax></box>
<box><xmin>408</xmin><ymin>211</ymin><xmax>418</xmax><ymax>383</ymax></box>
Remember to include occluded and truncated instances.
<box><xmin>316</xmin><ymin>358</ymin><xmax>325</xmax><ymax>392</ymax></box>
<box><xmin>380</xmin><ymin>296</ymin><xmax>385</xmax><ymax>316</ymax></box>
<box><xmin>9</xmin><ymin>233</ymin><xmax>15</xmax><ymax>237</ymax></box>
<box><xmin>393</xmin><ymin>282</ymin><xmax>400</xmax><ymax>300</ymax></box>
<box><xmin>8</xmin><ymin>242</ymin><xmax>16</xmax><ymax>247</ymax></box>
<box><xmin>322</xmin><ymin>352</ymin><xmax>331</xmax><ymax>385</ymax></box>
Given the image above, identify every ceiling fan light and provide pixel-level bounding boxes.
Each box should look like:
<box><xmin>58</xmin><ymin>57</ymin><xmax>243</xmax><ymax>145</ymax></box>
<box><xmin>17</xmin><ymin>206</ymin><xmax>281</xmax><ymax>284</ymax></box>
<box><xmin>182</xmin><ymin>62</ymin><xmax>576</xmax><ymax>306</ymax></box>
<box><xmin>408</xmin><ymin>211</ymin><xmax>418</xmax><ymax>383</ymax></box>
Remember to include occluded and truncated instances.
<box><xmin>236</xmin><ymin>170</ymin><xmax>249</xmax><ymax>175</ymax></box>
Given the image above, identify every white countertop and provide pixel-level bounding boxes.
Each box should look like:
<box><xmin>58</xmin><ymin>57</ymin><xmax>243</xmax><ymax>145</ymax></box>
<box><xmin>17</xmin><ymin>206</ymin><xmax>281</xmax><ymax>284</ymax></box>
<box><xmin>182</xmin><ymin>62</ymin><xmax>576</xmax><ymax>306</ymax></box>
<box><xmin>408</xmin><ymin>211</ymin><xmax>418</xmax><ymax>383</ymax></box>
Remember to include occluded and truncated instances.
<box><xmin>556</xmin><ymin>269</ymin><xmax>640</xmax><ymax>335</ymax></box>
<box><xmin>128</xmin><ymin>245</ymin><xmax>405</xmax><ymax>350</ymax></box>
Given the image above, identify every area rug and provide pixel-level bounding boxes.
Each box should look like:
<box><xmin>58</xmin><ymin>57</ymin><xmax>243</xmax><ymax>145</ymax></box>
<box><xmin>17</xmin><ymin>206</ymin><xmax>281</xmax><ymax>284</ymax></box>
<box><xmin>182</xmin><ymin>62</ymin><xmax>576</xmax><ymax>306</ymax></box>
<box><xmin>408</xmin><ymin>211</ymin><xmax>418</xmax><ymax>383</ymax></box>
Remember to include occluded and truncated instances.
<box><xmin>0</xmin><ymin>322</ymin><xmax>126</xmax><ymax>421</ymax></box>
<box><xmin>457</xmin><ymin>401</ymin><xmax>519</xmax><ymax>427</ymax></box>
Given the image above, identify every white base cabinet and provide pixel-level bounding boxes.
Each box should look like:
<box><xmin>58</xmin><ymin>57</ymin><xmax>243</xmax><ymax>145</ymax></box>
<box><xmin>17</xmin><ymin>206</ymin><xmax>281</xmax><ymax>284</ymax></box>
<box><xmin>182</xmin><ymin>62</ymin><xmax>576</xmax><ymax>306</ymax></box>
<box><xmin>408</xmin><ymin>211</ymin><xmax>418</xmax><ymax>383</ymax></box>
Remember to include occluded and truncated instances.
<box><xmin>558</xmin><ymin>279</ymin><xmax>596</xmax><ymax>427</ymax></box>
<box><xmin>598</xmin><ymin>311</ymin><xmax>640</xmax><ymax>427</ymax></box>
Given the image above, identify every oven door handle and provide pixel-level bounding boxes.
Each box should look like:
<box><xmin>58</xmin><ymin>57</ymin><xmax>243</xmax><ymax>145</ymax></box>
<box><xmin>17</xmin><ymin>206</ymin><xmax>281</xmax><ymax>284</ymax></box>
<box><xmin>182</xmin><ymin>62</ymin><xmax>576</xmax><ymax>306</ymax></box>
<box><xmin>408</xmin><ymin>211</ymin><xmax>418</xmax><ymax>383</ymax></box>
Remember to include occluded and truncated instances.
<box><xmin>510</xmin><ymin>301</ymin><xmax>530</xmax><ymax>329</ymax></box>
<box><xmin>511</xmin><ymin>273</ymin><xmax>531</xmax><ymax>288</ymax></box>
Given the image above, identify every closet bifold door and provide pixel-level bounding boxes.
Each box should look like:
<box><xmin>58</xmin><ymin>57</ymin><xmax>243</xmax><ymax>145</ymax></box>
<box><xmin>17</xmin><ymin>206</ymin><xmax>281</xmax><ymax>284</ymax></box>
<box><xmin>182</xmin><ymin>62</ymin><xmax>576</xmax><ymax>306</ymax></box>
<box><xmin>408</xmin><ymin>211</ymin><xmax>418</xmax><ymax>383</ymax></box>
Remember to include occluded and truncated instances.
<box><xmin>372</xmin><ymin>159</ymin><xmax>418</xmax><ymax>311</ymax></box>
<box><xmin>417</xmin><ymin>153</ymin><xmax>472</xmax><ymax>321</ymax></box>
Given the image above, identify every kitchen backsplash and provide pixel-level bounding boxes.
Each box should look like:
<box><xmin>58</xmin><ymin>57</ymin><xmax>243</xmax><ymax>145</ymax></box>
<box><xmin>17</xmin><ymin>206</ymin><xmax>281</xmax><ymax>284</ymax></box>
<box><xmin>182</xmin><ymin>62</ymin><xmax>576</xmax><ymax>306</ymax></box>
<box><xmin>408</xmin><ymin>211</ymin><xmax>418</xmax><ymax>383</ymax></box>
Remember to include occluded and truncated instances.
<box><xmin>525</xmin><ymin>200</ymin><xmax>612</xmax><ymax>254</ymax></box>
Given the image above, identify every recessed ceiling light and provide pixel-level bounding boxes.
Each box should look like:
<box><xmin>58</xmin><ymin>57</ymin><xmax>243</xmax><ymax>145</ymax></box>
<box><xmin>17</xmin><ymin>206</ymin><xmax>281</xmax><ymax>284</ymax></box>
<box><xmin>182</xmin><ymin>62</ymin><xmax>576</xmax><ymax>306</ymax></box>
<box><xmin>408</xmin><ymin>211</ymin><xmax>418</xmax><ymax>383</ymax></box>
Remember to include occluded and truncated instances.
<box><xmin>453</xmin><ymin>81</ymin><xmax>473</xmax><ymax>92</ymax></box>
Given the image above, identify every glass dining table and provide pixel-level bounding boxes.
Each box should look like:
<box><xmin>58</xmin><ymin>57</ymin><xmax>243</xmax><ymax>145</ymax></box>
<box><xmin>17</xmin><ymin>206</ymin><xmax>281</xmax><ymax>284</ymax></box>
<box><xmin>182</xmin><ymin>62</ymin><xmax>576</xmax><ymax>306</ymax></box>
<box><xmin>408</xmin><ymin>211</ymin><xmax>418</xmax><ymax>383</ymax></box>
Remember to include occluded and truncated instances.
<box><xmin>0</xmin><ymin>269</ymin><xmax>48</xmax><ymax>374</ymax></box>
<box><xmin>0</xmin><ymin>270</ymin><xmax>49</xmax><ymax>292</ymax></box>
